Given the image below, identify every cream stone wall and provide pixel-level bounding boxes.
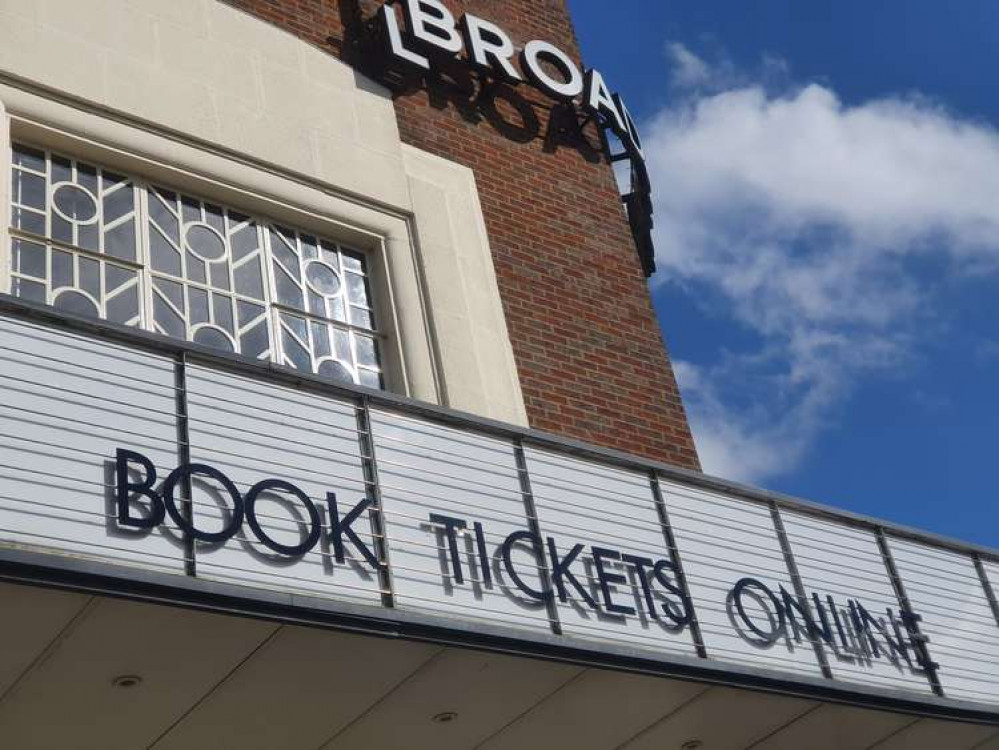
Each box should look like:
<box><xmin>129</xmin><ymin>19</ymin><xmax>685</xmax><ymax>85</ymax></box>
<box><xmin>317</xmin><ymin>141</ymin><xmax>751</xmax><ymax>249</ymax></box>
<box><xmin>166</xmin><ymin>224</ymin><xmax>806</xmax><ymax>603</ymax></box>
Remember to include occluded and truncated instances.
<box><xmin>0</xmin><ymin>0</ymin><xmax>410</xmax><ymax>210</ymax></box>
<box><xmin>403</xmin><ymin>146</ymin><xmax>529</xmax><ymax>425</ymax></box>
<box><xmin>0</xmin><ymin>0</ymin><xmax>528</xmax><ymax>425</ymax></box>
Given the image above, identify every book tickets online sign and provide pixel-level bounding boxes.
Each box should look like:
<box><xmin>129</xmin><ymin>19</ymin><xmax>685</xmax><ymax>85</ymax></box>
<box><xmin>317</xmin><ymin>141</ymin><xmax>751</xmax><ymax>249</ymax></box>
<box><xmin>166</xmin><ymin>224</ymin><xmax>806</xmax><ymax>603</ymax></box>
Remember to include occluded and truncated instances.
<box><xmin>1</xmin><ymin>310</ymin><xmax>998</xmax><ymax>714</ymax></box>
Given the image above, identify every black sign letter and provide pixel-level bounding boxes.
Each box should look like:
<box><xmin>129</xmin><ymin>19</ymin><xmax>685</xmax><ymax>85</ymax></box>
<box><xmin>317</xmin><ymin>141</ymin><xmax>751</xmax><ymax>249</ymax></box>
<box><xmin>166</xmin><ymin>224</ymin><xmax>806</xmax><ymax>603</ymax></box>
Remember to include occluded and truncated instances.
<box><xmin>162</xmin><ymin>463</ymin><xmax>244</xmax><ymax>544</ymax></box>
<box><xmin>548</xmin><ymin>538</ymin><xmax>598</xmax><ymax>610</ymax></box>
<box><xmin>115</xmin><ymin>448</ymin><xmax>165</xmax><ymax>530</ymax></box>
<box><xmin>732</xmin><ymin>577</ymin><xmax>786</xmax><ymax>644</ymax></box>
<box><xmin>592</xmin><ymin>547</ymin><xmax>636</xmax><ymax>617</ymax></box>
<box><xmin>653</xmin><ymin>559</ymin><xmax>694</xmax><ymax>627</ymax></box>
<box><xmin>430</xmin><ymin>513</ymin><xmax>468</xmax><ymax>584</ymax></box>
<box><xmin>327</xmin><ymin>494</ymin><xmax>380</xmax><ymax>571</ymax></box>
<box><xmin>245</xmin><ymin>479</ymin><xmax>322</xmax><ymax>557</ymax></box>
<box><xmin>501</xmin><ymin>530</ymin><xmax>551</xmax><ymax>602</ymax></box>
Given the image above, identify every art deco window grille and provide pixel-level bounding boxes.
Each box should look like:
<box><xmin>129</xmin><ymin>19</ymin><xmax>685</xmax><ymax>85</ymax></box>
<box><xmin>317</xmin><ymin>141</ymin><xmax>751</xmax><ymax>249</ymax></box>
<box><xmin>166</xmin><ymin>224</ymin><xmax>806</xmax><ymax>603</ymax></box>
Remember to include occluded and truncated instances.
<box><xmin>8</xmin><ymin>143</ymin><xmax>384</xmax><ymax>389</ymax></box>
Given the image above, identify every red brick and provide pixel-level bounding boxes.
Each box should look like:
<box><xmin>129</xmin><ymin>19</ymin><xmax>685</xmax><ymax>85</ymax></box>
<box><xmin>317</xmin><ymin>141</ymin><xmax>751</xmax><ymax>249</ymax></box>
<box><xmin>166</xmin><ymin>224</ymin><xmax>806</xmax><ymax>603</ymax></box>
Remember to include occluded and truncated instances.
<box><xmin>222</xmin><ymin>0</ymin><xmax>700</xmax><ymax>470</ymax></box>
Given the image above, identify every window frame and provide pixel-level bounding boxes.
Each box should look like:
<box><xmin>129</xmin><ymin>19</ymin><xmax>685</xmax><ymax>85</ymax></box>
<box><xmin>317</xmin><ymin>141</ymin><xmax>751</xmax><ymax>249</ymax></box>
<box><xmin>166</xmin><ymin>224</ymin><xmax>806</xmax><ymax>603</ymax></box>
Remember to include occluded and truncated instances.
<box><xmin>5</xmin><ymin>135</ymin><xmax>406</xmax><ymax>394</ymax></box>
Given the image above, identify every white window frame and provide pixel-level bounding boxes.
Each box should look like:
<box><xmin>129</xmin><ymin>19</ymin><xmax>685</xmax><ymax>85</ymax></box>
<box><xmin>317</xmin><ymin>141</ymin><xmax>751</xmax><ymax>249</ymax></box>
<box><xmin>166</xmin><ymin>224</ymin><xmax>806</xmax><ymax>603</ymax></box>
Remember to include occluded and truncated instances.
<box><xmin>2</xmin><ymin>126</ymin><xmax>416</xmax><ymax>396</ymax></box>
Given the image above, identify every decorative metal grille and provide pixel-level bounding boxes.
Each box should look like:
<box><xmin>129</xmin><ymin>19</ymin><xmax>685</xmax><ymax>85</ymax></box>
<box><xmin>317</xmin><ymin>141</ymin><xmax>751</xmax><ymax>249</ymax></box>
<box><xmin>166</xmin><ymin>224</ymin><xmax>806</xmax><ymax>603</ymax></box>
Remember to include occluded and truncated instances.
<box><xmin>146</xmin><ymin>186</ymin><xmax>272</xmax><ymax>360</ymax></box>
<box><xmin>10</xmin><ymin>144</ymin><xmax>142</xmax><ymax>326</ymax></box>
<box><xmin>268</xmin><ymin>225</ymin><xmax>382</xmax><ymax>389</ymax></box>
<box><xmin>7</xmin><ymin>143</ymin><xmax>384</xmax><ymax>389</ymax></box>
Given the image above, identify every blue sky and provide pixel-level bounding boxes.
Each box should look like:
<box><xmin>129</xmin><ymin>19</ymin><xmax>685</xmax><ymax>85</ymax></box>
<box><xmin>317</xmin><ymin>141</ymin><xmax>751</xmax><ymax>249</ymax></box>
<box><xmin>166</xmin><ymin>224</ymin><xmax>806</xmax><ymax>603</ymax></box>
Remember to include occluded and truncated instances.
<box><xmin>569</xmin><ymin>0</ymin><xmax>999</xmax><ymax>547</ymax></box>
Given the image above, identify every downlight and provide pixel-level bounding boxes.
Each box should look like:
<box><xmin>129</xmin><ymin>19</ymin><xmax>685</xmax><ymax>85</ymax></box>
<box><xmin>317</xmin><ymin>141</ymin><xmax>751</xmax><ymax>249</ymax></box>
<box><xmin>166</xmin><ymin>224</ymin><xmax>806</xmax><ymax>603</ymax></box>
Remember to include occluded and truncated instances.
<box><xmin>111</xmin><ymin>674</ymin><xmax>143</xmax><ymax>689</ymax></box>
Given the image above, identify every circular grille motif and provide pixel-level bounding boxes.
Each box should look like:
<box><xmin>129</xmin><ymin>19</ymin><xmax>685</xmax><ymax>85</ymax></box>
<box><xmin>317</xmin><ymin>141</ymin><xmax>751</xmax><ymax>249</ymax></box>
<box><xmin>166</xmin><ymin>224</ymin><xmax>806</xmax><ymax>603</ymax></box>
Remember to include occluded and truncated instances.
<box><xmin>318</xmin><ymin>359</ymin><xmax>353</xmax><ymax>384</ymax></box>
<box><xmin>52</xmin><ymin>184</ymin><xmax>99</xmax><ymax>224</ymax></box>
<box><xmin>194</xmin><ymin>326</ymin><xmax>235</xmax><ymax>352</ymax></box>
<box><xmin>305</xmin><ymin>261</ymin><xmax>342</xmax><ymax>297</ymax></box>
<box><xmin>184</xmin><ymin>223</ymin><xmax>227</xmax><ymax>262</ymax></box>
<box><xmin>53</xmin><ymin>289</ymin><xmax>100</xmax><ymax>317</ymax></box>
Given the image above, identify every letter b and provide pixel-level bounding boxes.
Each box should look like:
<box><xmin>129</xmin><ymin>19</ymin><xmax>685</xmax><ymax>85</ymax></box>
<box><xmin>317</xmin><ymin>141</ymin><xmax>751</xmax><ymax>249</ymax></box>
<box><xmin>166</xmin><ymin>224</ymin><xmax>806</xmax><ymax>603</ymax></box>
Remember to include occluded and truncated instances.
<box><xmin>401</xmin><ymin>0</ymin><xmax>463</xmax><ymax>55</ymax></box>
<box><xmin>115</xmin><ymin>448</ymin><xmax>165</xmax><ymax>530</ymax></box>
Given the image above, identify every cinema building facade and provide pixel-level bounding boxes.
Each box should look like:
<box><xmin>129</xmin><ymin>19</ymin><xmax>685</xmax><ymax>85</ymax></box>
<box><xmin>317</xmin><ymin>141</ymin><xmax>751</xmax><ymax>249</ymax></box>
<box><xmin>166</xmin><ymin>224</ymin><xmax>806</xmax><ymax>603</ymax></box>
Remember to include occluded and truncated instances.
<box><xmin>0</xmin><ymin>1</ymin><xmax>996</xmax><ymax>748</ymax></box>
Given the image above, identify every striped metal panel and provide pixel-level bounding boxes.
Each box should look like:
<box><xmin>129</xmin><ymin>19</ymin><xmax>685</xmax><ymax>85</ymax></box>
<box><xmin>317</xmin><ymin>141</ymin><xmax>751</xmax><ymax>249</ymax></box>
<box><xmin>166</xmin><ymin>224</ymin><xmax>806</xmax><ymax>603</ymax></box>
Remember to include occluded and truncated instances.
<box><xmin>526</xmin><ymin>446</ymin><xmax>698</xmax><ymax>657</ymax></box>
<box><xmin>889</xmin><ymin>538</ymin><xmax>999</xmax><ymax>704</ymax></box>
<box><xmin>0</xmin><ymin>316</ymin><xmax>184</xmax><ymax>573</ymax></box>
<box><xmin>0</xmin><ymin>310</ymin><xmax>997</xmax><ymax>713</ymax></box>
<box><xmin>780</xmin><ymin>510</ymin><xmax>934</xmax><ymax>695</ymax></box>
<box><xmin>371</xmin><ymin>408</ymin><xmax>552</xmax><ymax>635</ymax></box>
<box><xmin>183</xmin><ymin>364</ymin><xmax>381</xmax><ymax>604</ymax></box>
<box><xmin>660</xmin><ymin>479</ymin><xmax>825</xmax><ymax>679</ymax></box>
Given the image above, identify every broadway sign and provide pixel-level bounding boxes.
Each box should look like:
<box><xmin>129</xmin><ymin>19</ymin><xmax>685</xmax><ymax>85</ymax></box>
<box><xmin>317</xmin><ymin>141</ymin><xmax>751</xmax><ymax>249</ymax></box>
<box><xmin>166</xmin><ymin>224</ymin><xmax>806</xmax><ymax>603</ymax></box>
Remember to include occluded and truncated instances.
<box><xmin>347</xmin><ymin>0</ymin><xmax>657</xmax><ymax>276</ymax></box>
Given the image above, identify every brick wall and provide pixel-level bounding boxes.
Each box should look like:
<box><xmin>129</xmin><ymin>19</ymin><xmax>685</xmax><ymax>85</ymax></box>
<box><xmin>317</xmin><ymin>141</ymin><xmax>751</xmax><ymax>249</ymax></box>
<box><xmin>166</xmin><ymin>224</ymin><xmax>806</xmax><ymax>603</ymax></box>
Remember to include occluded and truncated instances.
<box><xmin>225</xmin><ymin>0</ymin><xmax>700</xmax><ymax>470</ymax></box>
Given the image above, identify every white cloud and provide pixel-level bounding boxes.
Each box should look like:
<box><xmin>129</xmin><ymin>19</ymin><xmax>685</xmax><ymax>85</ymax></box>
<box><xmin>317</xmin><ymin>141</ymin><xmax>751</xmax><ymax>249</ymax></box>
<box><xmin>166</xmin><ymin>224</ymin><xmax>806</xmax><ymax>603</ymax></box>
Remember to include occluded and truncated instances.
<box><xmin>665</xmin><ymin>42</ymin><xmax>790</xmax><ymax>94</ymax></box>
<box><xmin>665</xmin><ymin>42</ymin><xmax>713</xmax><ymax>89</ymax></box>
<box><xmin>651</xmin><ymin>45</ymin><xmax>999</xmax><ymax>483</ymax></box>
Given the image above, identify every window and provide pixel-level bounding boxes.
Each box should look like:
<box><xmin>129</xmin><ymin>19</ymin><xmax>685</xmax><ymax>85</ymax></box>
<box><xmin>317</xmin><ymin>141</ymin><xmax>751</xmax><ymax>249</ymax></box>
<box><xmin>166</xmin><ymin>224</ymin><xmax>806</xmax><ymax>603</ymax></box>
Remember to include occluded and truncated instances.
<box><xmin>8</xmin><ymin>143</ymin><xmax>385</xmax><ymax>389</ymax></box>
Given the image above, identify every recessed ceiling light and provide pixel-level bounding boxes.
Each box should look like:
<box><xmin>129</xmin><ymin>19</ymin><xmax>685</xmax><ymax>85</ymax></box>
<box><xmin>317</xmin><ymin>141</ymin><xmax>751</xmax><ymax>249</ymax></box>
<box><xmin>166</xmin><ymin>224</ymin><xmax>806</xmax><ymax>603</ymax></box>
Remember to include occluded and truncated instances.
<box><xmin>111</xmin><ymin>674</ymin><xmax>143</xmax><ymax>689</ymax></box>
<box><xmin>432</xmin><ymin>711</ymin><xmax>459</xmax><ymax>724</ymax></box>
